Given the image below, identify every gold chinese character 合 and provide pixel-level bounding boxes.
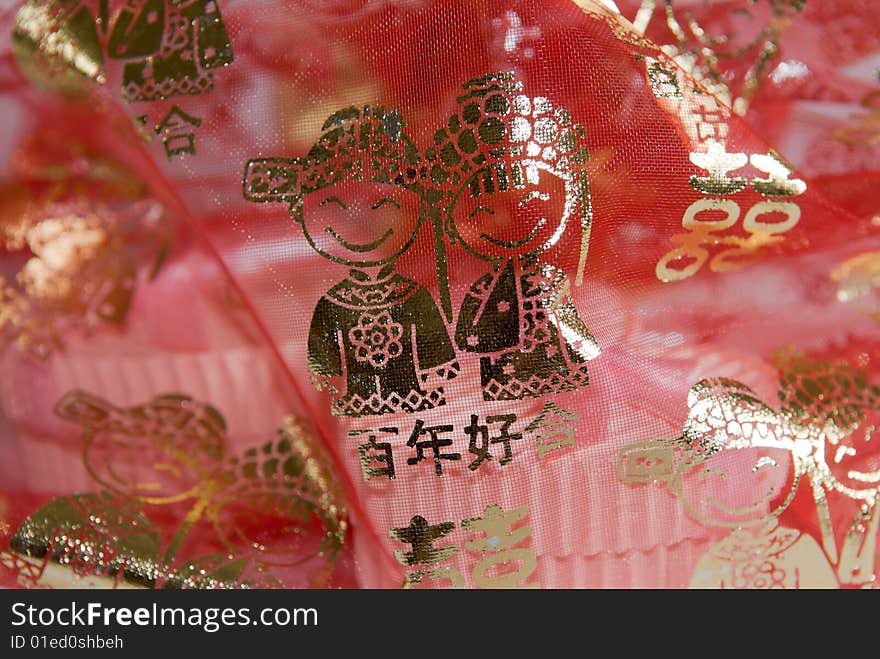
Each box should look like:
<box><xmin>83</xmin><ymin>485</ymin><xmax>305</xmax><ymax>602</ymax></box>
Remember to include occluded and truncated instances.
<box><xmin>154</xmin><ymin>105</ymin><xmax>202</xmax><ymax>159</ymax></box>
<box><xmin>524</xmin><ymin>400</ymin><xmax>579</xmax><ymax>458</ymax></box>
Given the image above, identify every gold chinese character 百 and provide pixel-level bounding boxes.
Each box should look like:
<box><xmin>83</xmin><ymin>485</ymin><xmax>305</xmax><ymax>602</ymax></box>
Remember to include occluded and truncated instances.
<box><xmin>351</xmin><ymin>427</ymin><xmax>397</xmax><ymax>481</ymax></box>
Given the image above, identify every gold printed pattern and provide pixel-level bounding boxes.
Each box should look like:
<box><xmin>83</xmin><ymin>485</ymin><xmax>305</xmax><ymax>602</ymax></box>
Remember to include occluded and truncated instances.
<box><xmin>619</xmin><ymin>352</ymin><xmax>880</xmax><ymax>588</ymax></box>
<box><xmin>390</xmin><ymin>503</ymin><xmax>539</xmax><ymax>589</ymax></box>
<box><xmin>657</xmin><ymin>144</ymin><xmax>805</xmax><ymax>282</ymax></box>
<box><xmin>623</xmin><ymin>1</ymin><xmax>805</xmax><ymax>114</ymax></box>
<box><xmin>4</xmin><ymin>392</ymin><xmax>346</xmax><ymax>589</ymax></box>
<box><xmin>13</xmin><ymin>0</ymin><xmax>234</xmax><ymax>102</ymax></box>
<box><xmin>245</xmin><ymin>107</ymin><xmax>459</xmax><ymax>418</ymax></box>
<box><xmin>12</xmin><ymin>0</ymin><xmax>107</xmax><ymax>90</ymax></box>
<box><xmin>437</xmin><ymin>74</ymin><xmax>600</xmax><ymax>401</ymax></box>
<box><xmin>0</xmin><ymin>198</ymin><xmax>166</xmax><ymax>360</ymax></box>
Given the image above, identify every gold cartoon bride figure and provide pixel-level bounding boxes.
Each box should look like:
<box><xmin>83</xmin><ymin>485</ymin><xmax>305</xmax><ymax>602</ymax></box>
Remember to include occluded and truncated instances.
<box><xmin>429</xmin><ymin>73</ymin><xmax>600</xmax><ymax>402</ymax></box>
<box><xmin>619</xmin><ymin>377</ymin><xmax>838</xmax><ymax>588</ymax></box>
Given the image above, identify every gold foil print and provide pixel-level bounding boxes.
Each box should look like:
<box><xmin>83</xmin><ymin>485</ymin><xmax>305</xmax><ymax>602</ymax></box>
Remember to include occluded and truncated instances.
<box><xmin>524</xmin><ymin>400</ymin><xmax>579</xmax><ymax>458</ymax></box>
<box><xmin>8</xmin><ymin>492</ymin><xmax>160</xmax><ymax>589</ymax></box>
<box><xmin>390</xmin><ymin>503</ymin><xmax>539</xmax><ymax>589</ymax></box>
<box><xmin>618</xmin><ymin>0</ymin><xmax>805</xmax><ymax>114</ymax></box>
<box><xmin>657</xmin><ymin>142</ymin><xmax>805</xmax><ymax>282</ymax></box>
<box><xmin>618</xmin><ymin>377</ymin><xmax>837</xmax><ymax>588</ymax></box>
<box><xmin>390</xmin><ymin>516</ymin><xmax>458</xmax><ymax>567</ymax></box>
<box><xmin>352</xmin><ymin>427</ymin><xmax>397</xmax><ymax>481</ymax></box>
<box><xmin>245</xmin><ymin>106</ymin><xmax>458</xmax><ymax>418</ymax></box>
<box><xmin>245</xmin><ymin>74</ymin><xmax>602</xmax><ymax>416</ymax></box>
<box><xmin>154</xmin><ymin>105</ymin><xmax>202</xmax><ymax>159</ymax></box>
<box><xmin>689</xmin><ymin>143</ymin><xmax>748</xmax><ymax>195</ymax></box>
<box><xmin>436</xmin><ymin>74</ymin><xmax>600</xmax><ymax>401</ymax></box>
<box><xmin>5</xmin><ymin>391</ymin><xmax>347</xmax><ymax>589</ymax></box>
<box><xmin>111</xmin><ymin>0</ymin><xmax>234</xmax><ymax>103</ymax></box>
<box><xmin>621</xmin><ymin>351</ymin><xmax>880</xmax><ymax>587</ymax></box>
<box><xmin>13</xmin><ymin>0</ymin><xmax>107</xmax><ymax>92</ymax></box>
<box><xmin>749</xmin><ymin>152</ymin><xmax>806</xmax><ymax>197</ymax></box>
<box><xmin>463</xmin><ymin>504</ymin><xmax>539</xmax><ymax>589</ymax></box>
<box><xmin>11</xmin><ymin>0</ymin><xmax>234</xmax><ymax>159</ymax></box>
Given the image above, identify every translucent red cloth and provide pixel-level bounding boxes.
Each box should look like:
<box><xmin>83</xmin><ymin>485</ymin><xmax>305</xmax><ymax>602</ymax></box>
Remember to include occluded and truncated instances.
<box><xmin>0</xmin><ymin>0</ymin><xmax>878</xmax><ymax>588</ymax></box>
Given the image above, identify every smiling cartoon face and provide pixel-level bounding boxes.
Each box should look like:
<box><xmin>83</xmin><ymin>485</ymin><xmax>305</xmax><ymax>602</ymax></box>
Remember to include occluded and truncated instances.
<box><xmin>298</xmin><ymin>179</ymin><xmax>421</xmax><ymax>267</ymax></box>
<box><xmin>677</xmin><ymin>445</ymin><xmax>797</xmax><ymax>528</ymax></box>
<box><xmin>823</xmin><ymin>411</ymin><xmax>880</xmax><ymax>499</ymax></box>
<box><xmin>448</xmin><ymin>161</ymin><xmax>573</xmax><ymax>260</ymax></box>
<box><xmin>83</xmin><ymin>430</ymin><xmax>212</xmax><ymax>504</ymax></box>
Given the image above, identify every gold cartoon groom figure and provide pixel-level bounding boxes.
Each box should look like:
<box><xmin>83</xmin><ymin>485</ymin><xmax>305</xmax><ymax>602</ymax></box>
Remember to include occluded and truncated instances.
<box><xmin>244</xmin><ymin>106</ymin><xmax>458</xmax><ymax>418</ymax></box>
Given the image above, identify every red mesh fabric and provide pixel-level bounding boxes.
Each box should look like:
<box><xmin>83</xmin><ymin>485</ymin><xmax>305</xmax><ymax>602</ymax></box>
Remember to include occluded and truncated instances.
<box><xmin>0</xmin><ymin>0</ymin><xmax>878</xmax><ymax>588</ymax></box>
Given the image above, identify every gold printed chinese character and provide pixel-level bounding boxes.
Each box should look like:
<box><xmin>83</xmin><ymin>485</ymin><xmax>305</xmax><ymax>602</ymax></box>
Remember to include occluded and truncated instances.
<box><xmin>351</xmin><ymin>427</ymin><xmax>396</xmax><ymax>481</ymax></box>
<box><xmin>749</xmin><ymin>152</ymin><xmax>806</xmax><ymax>197</ymax></box>
<box><xmin>390</xmin><ymin>515</ymin><xmax>458</xmax><ymax>567</ymax></box>
<box><xmin>464</xmin><ymin>413</ymin><xmax>522</xmax><ymax>469</ymax></box>
<box><xmin>463</xmin><ymin>504</ymin><xmax>539</xmax><ymax>588</ymax></box>
<box><xmin>524</xmin><ymin>400</ymin><xmax>579</xmax><ymax>458</ymax></box>
<box><xmin>154</xmin><ymin>104</ymin><xmax>202</xmax><ymax>159</ymax></box>
<box><xmin>655</xmin><ymin>198</ymin><xmax>740</xmax><ymax>282</ymax></box>
<box><xmin>390</xmin><ymin>515</ymin><xmax>461</xmax><ymax>588</ymax></box>
<box><xmin>689</xmin><ymin>142</ymin><xmax>748</xmax><ymax>195</ymax></box>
